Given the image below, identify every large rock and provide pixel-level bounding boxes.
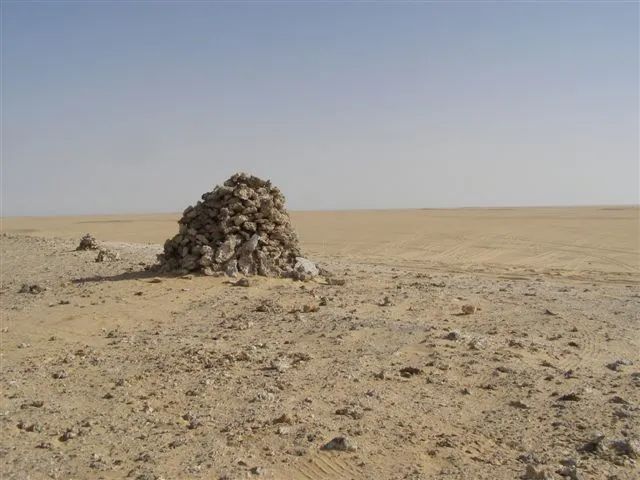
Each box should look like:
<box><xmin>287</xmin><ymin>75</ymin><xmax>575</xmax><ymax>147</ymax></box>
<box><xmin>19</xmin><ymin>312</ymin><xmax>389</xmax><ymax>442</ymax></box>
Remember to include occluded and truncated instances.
<box><xmin>292</xmin><ymin>257</ymin><xmax>319</xmax><ymax>281</ymax></box>
<box><xmin>158</xmin><ymin>173</ymin><xmax>317</xmax><ymax>280</ymax></box>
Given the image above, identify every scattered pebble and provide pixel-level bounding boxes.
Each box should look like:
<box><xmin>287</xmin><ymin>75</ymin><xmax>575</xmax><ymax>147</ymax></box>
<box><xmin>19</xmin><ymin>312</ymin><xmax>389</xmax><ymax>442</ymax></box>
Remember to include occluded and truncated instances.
<box><xmin>335</xmin><ymin>406</ymin><xmax>364</xmax><ymax>419</ymax></box>
<box><xmin>580</xmin><ymin>432</ymin><xmax>606</xmax><ymax>454</ymax></box>
<box><xmin>510</xmin><ymin>400</ymin><xmax>531</xmax><ymax>410</ymax></box>
<box><xmin>606</xmin><ymin>359</ymin><xmax>633</xmax><ymax>371</ymax></box>
<box><xmin>19</xmin><ymin>284</ymin><xmax>45</xmax><ymax>294</ymax></box>
<box><xmin>610</xmin><ymin>438</ymin><xmax>639</xmax><ymax>459</ymax></box>
<box><xmin>59</xmin><ymin>428</ymin><xmax>77</xmax><ymax>442</ymax></box>
<box><xmin>379</xmin><ymin>296</ymin><xmax>393</xmax><ymax>307</ymax></box>
<box><xmin>303</xmin><ymin>303</ymin><xmax>319</xmax><ymax>313</ymax></box>
<box><xmin>321</xmin><ymin>436</ymin><xmax>357</xmax><ymax>452</ymax></box>
<box><xmin>269</xmin><ymin>358</ymin><xmax>291</xmax><ymax>373</ymax></box>
<box><xmin>272</xmin><ymin>413</ymin><xmax>293</xmax><ymax>425</ymax></box>
<box><xmin>523</xmin><ymin>464</ymin><xmax>555</xmax><ymax>480</ymax></box>
<box><xmin>399</xmin><ymin>366</ymin><xmax>423</xmax><ymax>378</ymax></box>
<box><xmin>461</xmin><ymin>304</ymin><xmax>476</xmax><ymax>315</ymax></box>
<box><xmin>250</xmin><ymin>466</ymin><xmax>264</xmax><ymax>475</ymax></box>
<box><xmin>445</xmin><ymin>330</ymin><xmax>461</xmax><ymax>341</ymax></box>
<box><xmin>558</xmin><ymin>392</ymin><xmax>581</xmax><ymax>402</ymax></box>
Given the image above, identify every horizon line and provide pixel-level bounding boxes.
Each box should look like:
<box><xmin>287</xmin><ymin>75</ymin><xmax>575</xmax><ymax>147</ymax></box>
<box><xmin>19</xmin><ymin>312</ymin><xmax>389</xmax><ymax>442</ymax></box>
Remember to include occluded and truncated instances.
<box><xmin>1</xmin><ymin>203</ymin><xmax>639</xmax><ymax>219</ymax></box>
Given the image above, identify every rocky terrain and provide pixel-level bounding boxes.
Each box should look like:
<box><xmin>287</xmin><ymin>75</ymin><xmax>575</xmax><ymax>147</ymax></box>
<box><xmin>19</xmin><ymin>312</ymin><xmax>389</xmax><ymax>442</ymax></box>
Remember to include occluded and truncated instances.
<box><xmin>1</xmin><ymin>231</ymin><xmax>638</xmax><ymax>480</ymax></box>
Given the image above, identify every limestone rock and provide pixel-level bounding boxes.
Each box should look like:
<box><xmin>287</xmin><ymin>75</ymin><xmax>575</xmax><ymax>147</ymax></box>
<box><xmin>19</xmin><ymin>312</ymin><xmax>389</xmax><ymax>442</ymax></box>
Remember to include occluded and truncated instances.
<box><xmin>224</xmin><ymin>259</ymin><xmax>238</xmax><ymax>277</ymax></box>
<box><xmin>292</xmin><ymin>257</ymin><xmax>319</xmax><ymax>281</ymax></box>
<box><xmin>321</xmin><ymin>436</ymin><xmax>357</xmax><ymax>452</ymax></box>
<box><xmin>523</xmin><ymin>464</ymin><xmax>555</xmax><ymax>480</ymax></box>
<box><xmin>610</xmin><ymin>438</ymin><xmax>639</xmax><ymax>458</ymax></box>
<box><xmin>461</xmin><ymin>304</ymin><xmax>477</xmax><ymax>315</ymax></box>
<box><xmin>19</xmin><ymin>284</ymin><xmax>45</xmax><ymax>294</ymax></box>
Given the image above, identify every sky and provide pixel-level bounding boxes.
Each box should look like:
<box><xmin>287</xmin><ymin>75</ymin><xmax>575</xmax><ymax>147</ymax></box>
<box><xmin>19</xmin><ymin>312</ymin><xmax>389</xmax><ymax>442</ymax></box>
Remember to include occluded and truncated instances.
<box><xmin>1</xmin><ymin>1</ymin><xmax>638</xmax><ymax>216</ymax></box>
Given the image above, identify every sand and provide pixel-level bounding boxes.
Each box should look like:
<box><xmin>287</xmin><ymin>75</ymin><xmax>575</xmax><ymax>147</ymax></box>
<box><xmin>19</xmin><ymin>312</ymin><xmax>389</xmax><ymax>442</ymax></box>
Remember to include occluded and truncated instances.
<box><xmin>1</xmin><ymin>207</ymin><xmax>638</xmax><ymax>479</ymax></box>
<box><xmin>3</xmin><ymin>206</ymin><xmax>638</xmax><ymax>277</ymax></box>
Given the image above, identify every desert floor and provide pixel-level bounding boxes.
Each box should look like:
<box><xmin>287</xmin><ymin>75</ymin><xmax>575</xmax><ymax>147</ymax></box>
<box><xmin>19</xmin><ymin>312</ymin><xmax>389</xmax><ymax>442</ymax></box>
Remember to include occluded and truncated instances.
<box><xmin>1</xmin><ymin>207</ymin><xmax>638</xmax><ymax>480</ymax></box>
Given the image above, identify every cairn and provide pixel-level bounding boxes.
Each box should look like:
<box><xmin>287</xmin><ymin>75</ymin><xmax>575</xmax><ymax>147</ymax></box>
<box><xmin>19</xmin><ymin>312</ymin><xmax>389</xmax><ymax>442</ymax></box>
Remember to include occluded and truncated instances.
<box><xmin>95</xmin><ymin>248</ymin><xmax>120</xmax><ymax>262</ymax></box>
<box><xmin>159</xmin><ymin>173</ymin><xmax>318</xmax><ymax>280</ymax></box>
<box><xmin>76</xmin><ymin>233</ymin><xmax>99</xmax><ymax>250</ymax></box>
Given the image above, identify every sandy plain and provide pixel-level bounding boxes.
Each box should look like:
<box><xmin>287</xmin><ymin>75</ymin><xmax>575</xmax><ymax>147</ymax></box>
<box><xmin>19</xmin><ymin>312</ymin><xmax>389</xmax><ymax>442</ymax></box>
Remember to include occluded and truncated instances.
<box><xmin>1</xmin><ymin>206</ymin><xmax>639</xmax><ymax>479</ymax></box>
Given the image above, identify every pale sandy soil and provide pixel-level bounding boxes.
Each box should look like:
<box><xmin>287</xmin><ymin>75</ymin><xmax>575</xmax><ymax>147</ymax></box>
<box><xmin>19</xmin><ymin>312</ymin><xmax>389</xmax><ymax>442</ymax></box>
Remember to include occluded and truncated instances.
<box><xmin>3</xmin><ymin>207</ymin><xmax>638</xmax><ymax>280</ymax></box>
<box><xmin>1</xmin><ymin>207</ymin><xmax>639</xmax><ymax>480</ymax></box>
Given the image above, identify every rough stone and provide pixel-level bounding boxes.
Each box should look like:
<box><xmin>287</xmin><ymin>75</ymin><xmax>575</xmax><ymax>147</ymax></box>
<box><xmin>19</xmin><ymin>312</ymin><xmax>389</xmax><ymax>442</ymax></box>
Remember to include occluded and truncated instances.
<box><xmin>580</xmin><ymin>433</ymin><xmax>606</xmax><ymax>454</ymax></box>
<box><xmin>224</xmin><ymin>259</ymin><xmax>238</xmax><ymax>277</ymax></box>
<box><xmin>19</xmin><ymin>284</ymin><xmax>45</xmax><ymax>294</ymax></box>
<box><xmin>523</xmin><ymin>464</ymin><xmax>555</xmax><ymax>480</ymax></box>
<box><xmin>461</xmin><ymin>304</ymin><xmax>477</xmax><ymax>315</ymax></box>
<box><xmin>292</xmin><ymin>257</ymin><xmax>319</xmax><ymax>281</ymax></box>
<box><xmin>606</xmin><ymin>359</ymin><xmax>633</xmax><ymax>371</ymax></box>
<box><xmin>321</xmin><ymin>436</ymin><xmax>357</xmax><ymax>452</ymax></box>
<box><xmin>609</xmin><ymin>438</ymin><xmax>639</xmax><ymax>458</ymax></box>
<box><xmin>445</xmin><ymin>330</ymin><xmax>462</xmax><ymax>341</ymax></box>
<box><xmin>232</xmin><ymin>278</ymin><xmax>250</xmax><ymax>287</ymax></box>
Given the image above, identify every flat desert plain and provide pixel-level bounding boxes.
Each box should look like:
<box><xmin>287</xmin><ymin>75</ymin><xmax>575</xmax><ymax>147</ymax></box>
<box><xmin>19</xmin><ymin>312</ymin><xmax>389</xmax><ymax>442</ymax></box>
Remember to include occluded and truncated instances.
<box><xmin>1</xmin><ymin>206</ymin><xmax>638</xmax><ymax>480</ymax></box>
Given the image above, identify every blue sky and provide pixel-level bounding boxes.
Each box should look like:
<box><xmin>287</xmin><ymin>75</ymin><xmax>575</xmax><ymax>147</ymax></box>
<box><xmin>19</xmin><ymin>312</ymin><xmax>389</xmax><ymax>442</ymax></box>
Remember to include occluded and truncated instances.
<box><xmin>2</xmin><ymin>1</ymin><xmax>638</xmax><ymax>215</ymax></box>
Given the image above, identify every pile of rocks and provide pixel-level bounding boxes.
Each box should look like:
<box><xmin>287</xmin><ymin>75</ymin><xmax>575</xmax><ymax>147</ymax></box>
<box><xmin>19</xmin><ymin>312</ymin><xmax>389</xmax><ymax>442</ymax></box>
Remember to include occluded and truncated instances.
<box><xmin>158</xmin><ymin>173</ymin><xmax>318</xmax><ymax>280</ymax></box>
<box><xmin>76</xmin><ymin>233</ymin><xmax>120</xmax><ymax>262</ymax></box>
<box><xmin>19</xmin><ymin>283</ymin><xmax>45</xmax><ymax>294</ymax></box>
<box><xmin>76</xmin><ymin>234</ymin><xmax>98</xmax><ymax>251</ymax></box>
<box><xmin>95</xmin><ymin>248</ymin><xmax>120</xmax><ymax>262</ymax></box>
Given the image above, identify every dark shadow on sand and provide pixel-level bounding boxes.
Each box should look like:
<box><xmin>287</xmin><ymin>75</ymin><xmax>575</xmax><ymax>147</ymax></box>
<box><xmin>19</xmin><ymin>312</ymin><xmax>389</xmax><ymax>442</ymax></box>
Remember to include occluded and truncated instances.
<box><xmin>72</xmin><ymin>268</ymin><xmax>174</xmax><ymax>284</ymax></box>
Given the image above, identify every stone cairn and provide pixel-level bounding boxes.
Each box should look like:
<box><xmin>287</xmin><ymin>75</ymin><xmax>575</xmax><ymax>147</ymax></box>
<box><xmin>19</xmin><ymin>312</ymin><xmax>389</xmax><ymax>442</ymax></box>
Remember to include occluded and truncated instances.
<box><xmin>95</xmin><ymin>248</ymin><xmax>120</xmax><ymax>262</ymax></box>
<box><xmin>77</xmin><ymin>233</ymin><xmax>99</xmax><ymax>250</ymax></box>
<box><xmin>76</xmin><ymin>233</ymin><xmax>119</xmax><ymax>262</ymax></box>
<box><xmin>158</xmin><ymin>173</ymin><xmax>319</xmax><ymax>280</ymax></box>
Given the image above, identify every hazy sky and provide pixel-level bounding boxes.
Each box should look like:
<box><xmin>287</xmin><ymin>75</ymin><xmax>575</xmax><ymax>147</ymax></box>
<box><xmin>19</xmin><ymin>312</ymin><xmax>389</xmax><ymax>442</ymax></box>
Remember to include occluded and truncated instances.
<box><xmin>2</xmin><ymin>1</ymin><xmax>638</xmax><ymax>216</ymax></box>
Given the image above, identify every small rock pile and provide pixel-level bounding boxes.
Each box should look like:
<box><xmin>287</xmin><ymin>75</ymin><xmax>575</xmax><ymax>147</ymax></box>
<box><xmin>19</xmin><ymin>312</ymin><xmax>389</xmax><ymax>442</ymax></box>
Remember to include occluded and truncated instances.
<box><xmin>19</xmin><ymin>284</ymin><xmax>45</xmax><ymax>294</ymax></box>
<box><xmin>159</xmin><ymin>173</ymin><xmax>318</xmax><ymax>280</ymax></box>
<box><xmin>95</xmin><ymin>248</ymin><xmax>120</xmax><ymax>262</ymax></box>
<box><xmin>76</xmin><ymin>234</ymin><xmax>98</xmax><ymax>251</ymax></box>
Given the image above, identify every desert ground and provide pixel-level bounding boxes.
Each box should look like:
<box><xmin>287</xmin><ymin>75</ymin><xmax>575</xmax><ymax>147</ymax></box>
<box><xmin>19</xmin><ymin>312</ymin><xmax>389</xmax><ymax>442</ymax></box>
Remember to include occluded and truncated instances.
<box><xmin>1</xmin><ymin>206</ymin><xmax>638</xmax><ymax>480</ymax></box>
